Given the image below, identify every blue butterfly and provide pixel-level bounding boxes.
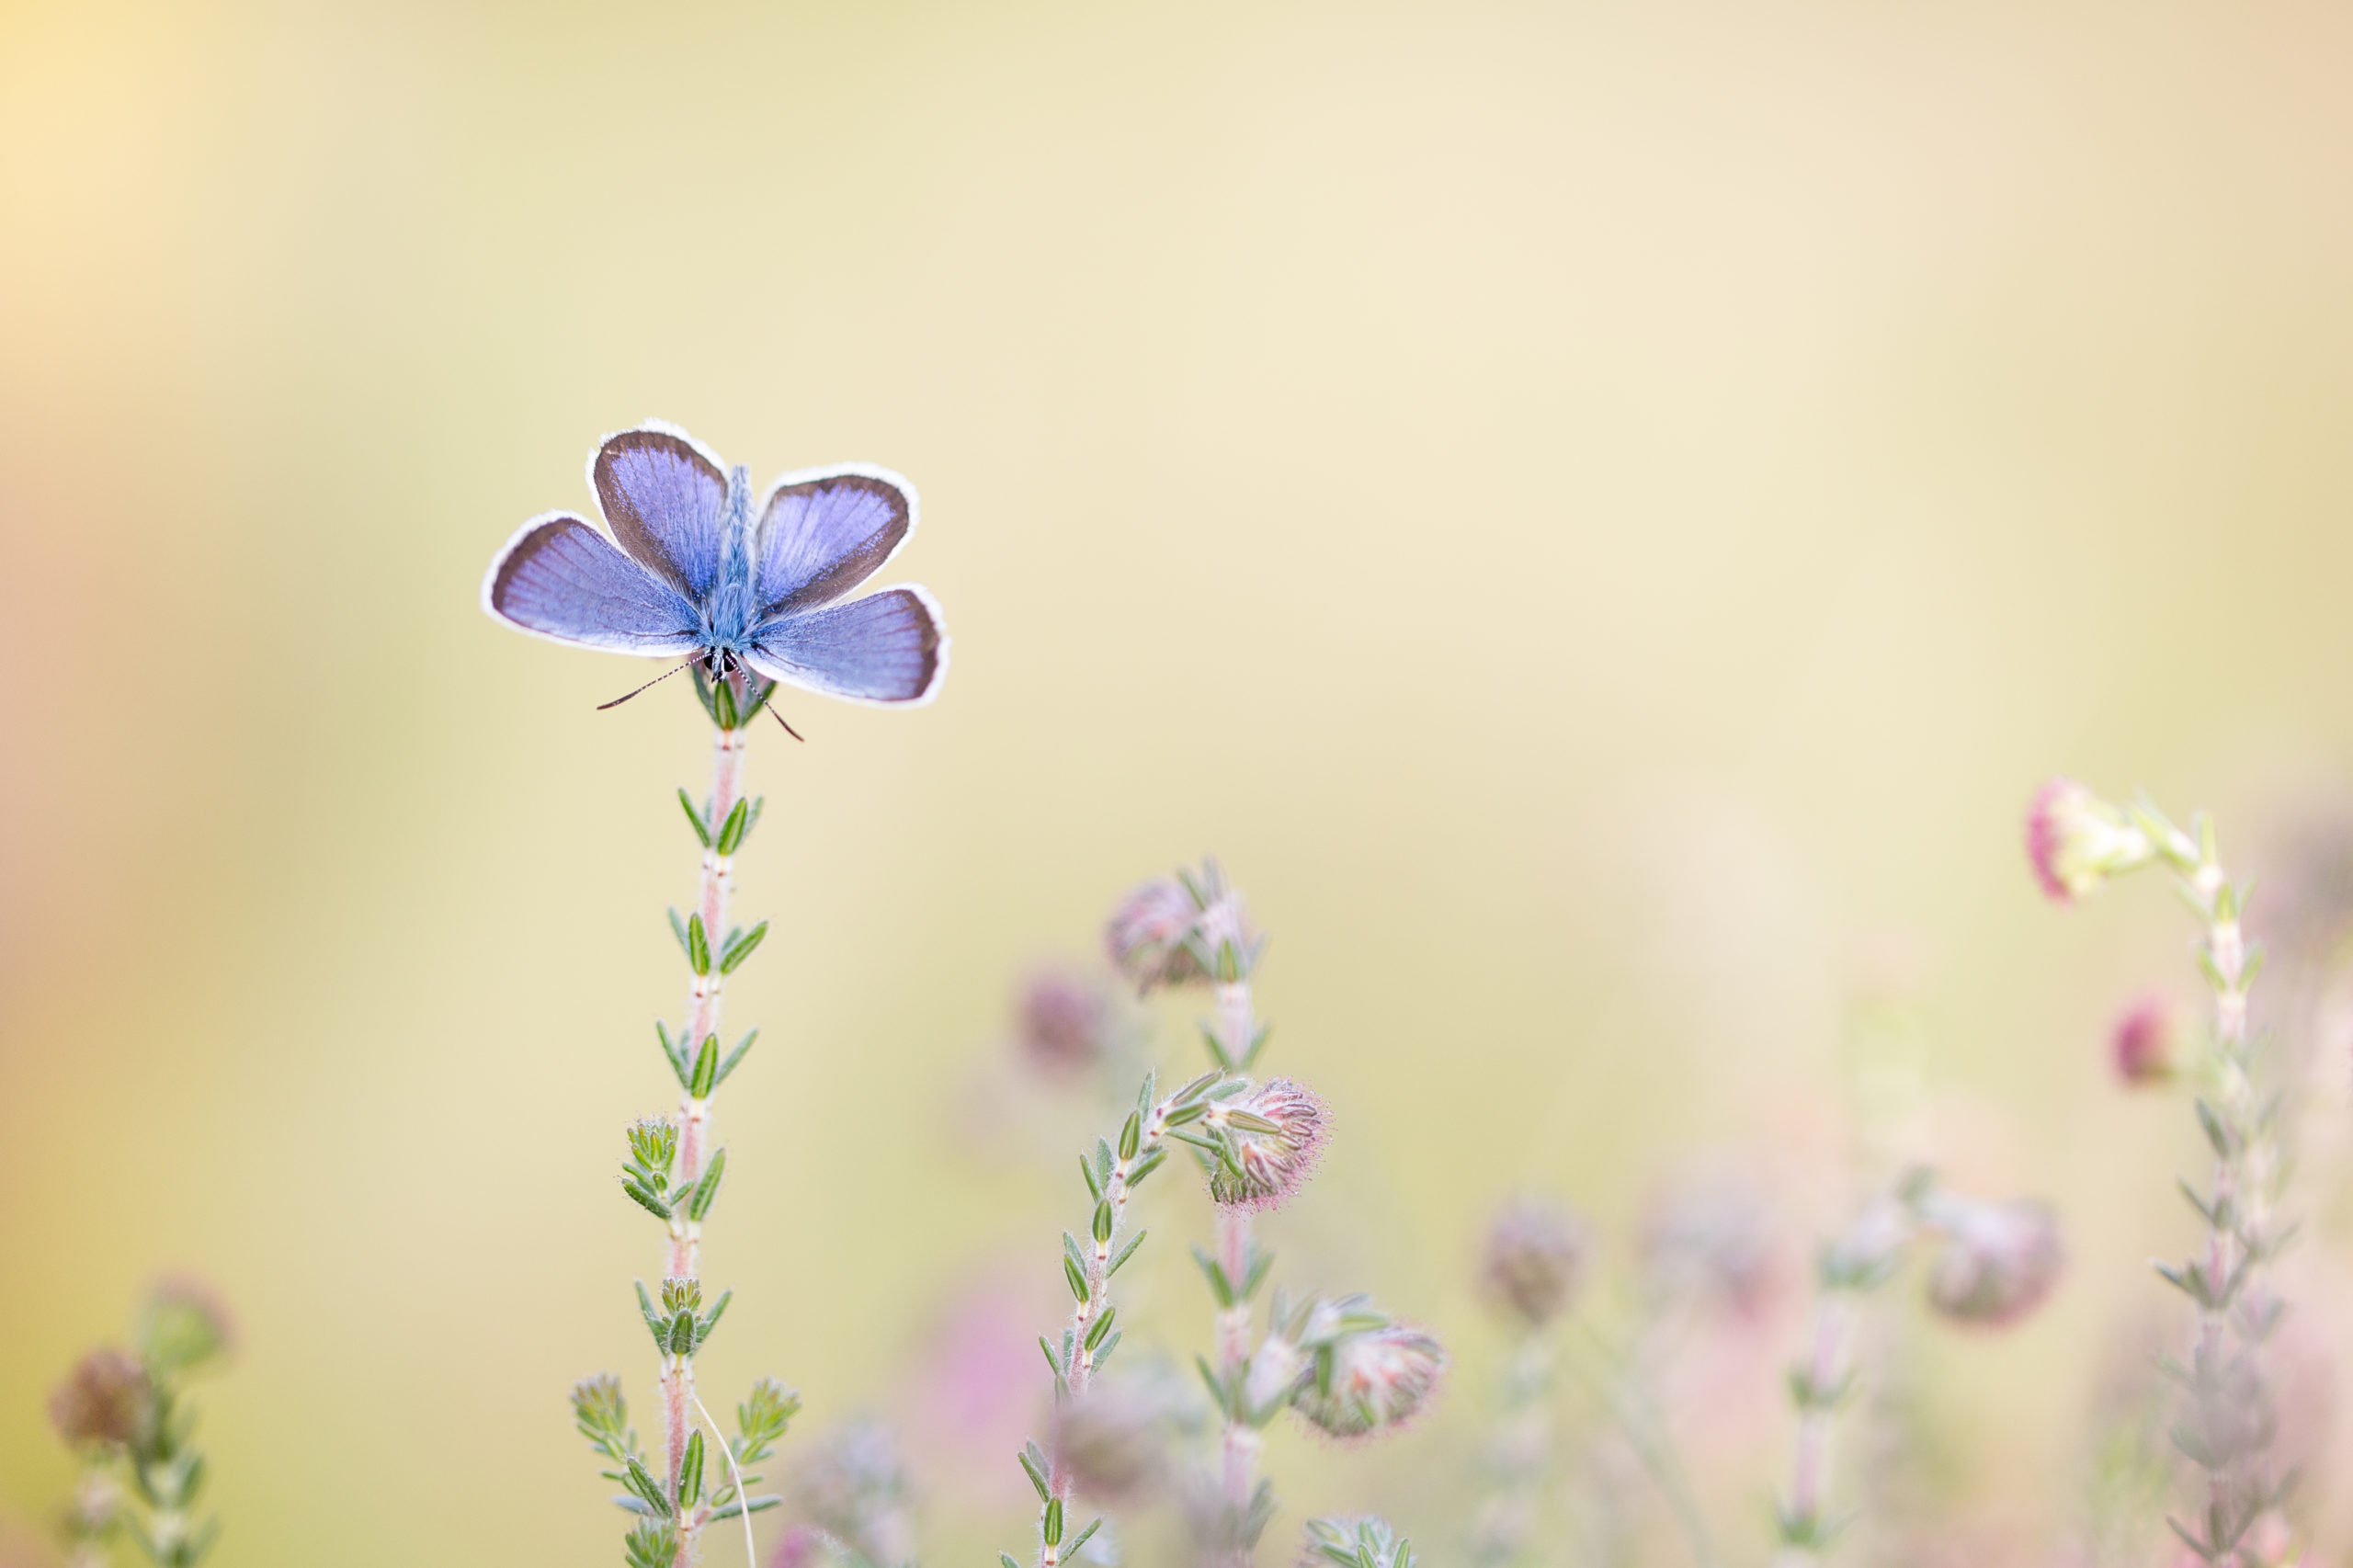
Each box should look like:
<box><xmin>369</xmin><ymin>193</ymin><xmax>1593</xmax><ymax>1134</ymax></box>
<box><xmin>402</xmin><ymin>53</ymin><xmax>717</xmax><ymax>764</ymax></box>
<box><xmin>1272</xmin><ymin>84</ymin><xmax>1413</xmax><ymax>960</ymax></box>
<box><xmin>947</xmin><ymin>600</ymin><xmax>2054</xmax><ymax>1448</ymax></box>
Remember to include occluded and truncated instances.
<box><xmin>482</xmin><ymin>421</ymin><xmax>948</xmax><ymax>713</ymax></box>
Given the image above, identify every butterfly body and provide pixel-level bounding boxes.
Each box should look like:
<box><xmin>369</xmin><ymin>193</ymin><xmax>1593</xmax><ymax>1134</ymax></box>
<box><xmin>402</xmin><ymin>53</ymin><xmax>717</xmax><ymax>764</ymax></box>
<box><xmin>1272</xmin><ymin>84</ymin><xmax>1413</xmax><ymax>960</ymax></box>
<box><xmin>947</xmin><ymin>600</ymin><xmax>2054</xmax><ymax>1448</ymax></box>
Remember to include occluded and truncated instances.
<box><xmin>483</xmin><ymin>423</ymin><xmax>947</xmax><ymax>707</ymax></box>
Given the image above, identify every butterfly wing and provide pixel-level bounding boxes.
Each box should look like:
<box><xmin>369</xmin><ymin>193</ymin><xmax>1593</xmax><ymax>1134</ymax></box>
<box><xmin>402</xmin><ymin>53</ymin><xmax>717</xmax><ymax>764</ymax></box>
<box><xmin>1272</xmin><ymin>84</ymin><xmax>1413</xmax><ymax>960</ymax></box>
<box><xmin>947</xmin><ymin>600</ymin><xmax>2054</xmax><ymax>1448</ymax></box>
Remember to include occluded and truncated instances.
<box><xmin>745</xmin><ymin>585</ymin><xmax>948</xmax><ymax>706</ymax></box>
<box><xmin>592</xmin><ymin>423</ymin><xmax>731</xmax><ymax>600</ymax></box>
<box><xmin>483</xmin><ymin>514</ymin><xmax>705</xmax><ymax>654</ymax></box>
<box><xmin>755</xmin><ymin>464</ymin><xmax>915</xmax><ymax>617</ymax></box>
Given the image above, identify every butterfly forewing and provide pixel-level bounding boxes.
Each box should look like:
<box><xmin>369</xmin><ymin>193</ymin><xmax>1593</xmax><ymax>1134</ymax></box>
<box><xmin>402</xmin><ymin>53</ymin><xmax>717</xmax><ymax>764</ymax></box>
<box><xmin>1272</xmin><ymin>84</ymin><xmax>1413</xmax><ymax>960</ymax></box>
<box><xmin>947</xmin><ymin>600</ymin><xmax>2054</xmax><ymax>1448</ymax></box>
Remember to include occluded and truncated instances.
<box><xmin>483</xmin><ymin>516</ymin><xmax>705</xmax><ymax>653</ymax></box>
<box><xmin>745</xmin><ymin>585</ymin><xmax>946</xmax><ymax>705</ymax></box>
<box><xmin>756</xmin><ymin>467</ymin><xmax>915</xmax><ymax>618</ymax></box>
<box><xmin>593</xmin><ymin>426</ymin><xmax>731</xmax><ymax>600</ymax></box>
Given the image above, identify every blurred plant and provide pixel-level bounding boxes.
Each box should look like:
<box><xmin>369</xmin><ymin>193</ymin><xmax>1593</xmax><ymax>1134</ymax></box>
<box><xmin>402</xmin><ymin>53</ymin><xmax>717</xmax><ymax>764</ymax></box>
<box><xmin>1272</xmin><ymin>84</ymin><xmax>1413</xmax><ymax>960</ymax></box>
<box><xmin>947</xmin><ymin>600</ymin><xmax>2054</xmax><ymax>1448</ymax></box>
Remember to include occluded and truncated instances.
<box><xmin>1468</xmin><ymin>1197</ymin><xmax>1586</xmax><ymax>1568</ymax></box>
<box><xmin>770</xmin><ymin>1420</ymin><xmax>917</xmax><ymax>1568</ymax></box>
<box><xmin>1006</xmin><ymin>860</ymin><xmax>1445</xmax><ymax>1568</ymax></box>
<box><xmin>47</xmin><ymin>1278</ymin><xmax>235</xmax><ymax>1567</ymax></box>
<box><xmin>2029</xmin><ymin>782</ymin><xmax>2297</xmax><ymax>1563</ymax></box>
<box><xmin>1013</xmin><ymin>965</ymin><xmax>1137</xmax><ymax>1085</ymax></box>
<box><xmin>1771</xmin><ymin>1169</ymin><xmax>2061</xmax><ymax>1565</ymax></box>
<box><xmin>2111</xmin><ymin>994</ymin><xmax>2188</xmax><ymax>1086</ymax></box>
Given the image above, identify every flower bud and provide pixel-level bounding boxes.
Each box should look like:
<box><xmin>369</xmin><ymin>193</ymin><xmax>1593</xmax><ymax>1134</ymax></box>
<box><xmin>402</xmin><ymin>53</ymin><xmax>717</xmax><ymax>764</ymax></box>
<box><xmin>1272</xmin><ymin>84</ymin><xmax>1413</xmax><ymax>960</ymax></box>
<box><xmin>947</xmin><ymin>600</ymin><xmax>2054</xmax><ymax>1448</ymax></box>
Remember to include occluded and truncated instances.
<box><xmin>2109</xmin><ymin>993</ymin><xmax>2185</xmax><ymax>1085</ymax></box>
<box><xmin>1290</xmin><ymin>1323</ymin><xmax>1447</xmax><ymax>1441</ymax></box>
<box><xmin>2026</xmin><ymin>778</ymin><xmax>2154</xmax><ymax>903</ymax></box>
<box><xmin>1922</xmin><ymin>1197</ymin><xmax>2063</xmax><ymax>1327</ymax></box>
<box><xmin>1013</xmin><ymin>966</ymin><xmax>1116</xmax><ymax>1078</ymax></box>
<box><xmin>138</xmin><ymin>1275</ymin><xmax>234</xmax><ymax>1374</ymax></box>
<box><xmin>48</xmin><ymin>1347</ymin><xmax>151</xmax><ymax>1448</ymax></box>
<box><xmin>1478</xmin><ymin>1196</ymin><xmax>1588</xmax><ymax>1328</ymax></box>
<box><xmin>1105</xmin><ymin>861</ymin><xmax>1256</xmax><ymax>994</ymax></box>
<box><xmin>1208</xmin><ymin>1079</ymin><xmax>1327</xmax><ymax>1212</ymax></box>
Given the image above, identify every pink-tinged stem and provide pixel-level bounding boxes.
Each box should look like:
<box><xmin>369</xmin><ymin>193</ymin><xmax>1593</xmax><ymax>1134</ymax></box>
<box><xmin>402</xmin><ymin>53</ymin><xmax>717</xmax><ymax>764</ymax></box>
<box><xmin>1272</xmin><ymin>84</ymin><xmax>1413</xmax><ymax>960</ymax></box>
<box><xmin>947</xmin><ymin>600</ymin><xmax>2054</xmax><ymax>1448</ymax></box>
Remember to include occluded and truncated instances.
<box><xmin>665</xmin><ymin>709</ymin><xmax>750</xmax><ymax>1568</ymax></box>
<box><xmin>1211</xmin><ymin>978</ymin><xmax>1258</xmax><ymax>1565</ymax></box>
<box><xmin>1781</xmin><ymin>1293</ymin><xmax>1847</xmax><ymax>1538</ymax></box>
<box><xmin>1039</xmin><ymin>1088</ymin><xmax>1189</xmax><ymax>1567</ymax></box>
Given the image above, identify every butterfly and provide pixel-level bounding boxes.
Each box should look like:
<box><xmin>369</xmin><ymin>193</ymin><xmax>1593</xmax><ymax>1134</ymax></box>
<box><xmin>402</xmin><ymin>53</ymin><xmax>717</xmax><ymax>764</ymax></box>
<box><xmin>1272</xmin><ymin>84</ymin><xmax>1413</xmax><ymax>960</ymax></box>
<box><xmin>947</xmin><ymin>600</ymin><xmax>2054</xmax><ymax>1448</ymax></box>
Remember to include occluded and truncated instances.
<box><xmin>481</xmin><ymin>421</ymin><xmax>948</xmax><ymax>714</ymax></box>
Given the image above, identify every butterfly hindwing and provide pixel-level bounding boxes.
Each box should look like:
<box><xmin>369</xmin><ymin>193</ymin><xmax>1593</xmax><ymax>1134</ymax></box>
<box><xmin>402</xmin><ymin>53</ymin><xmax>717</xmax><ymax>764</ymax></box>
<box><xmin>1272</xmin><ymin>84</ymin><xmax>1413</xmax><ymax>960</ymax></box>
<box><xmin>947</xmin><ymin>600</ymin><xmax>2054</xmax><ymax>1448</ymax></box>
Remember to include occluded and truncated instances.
<box><xmin>745</xmin><ymin>585</ymin><xmax>947</xmax><ymax>706</ymax></box>
<box><xmin>756</xmin><ymin>465</ymin><xmax>915</xmax><ymax>618</ymax></box>
<box><xmin>483</xmin><ymin>515</ymin><xmax>704</xmax><ymax>654</ymax></box>
<box><xmin>593</xmin><ymin>424</ymin><xmax>731</xmax><ymax>601</ymax></box>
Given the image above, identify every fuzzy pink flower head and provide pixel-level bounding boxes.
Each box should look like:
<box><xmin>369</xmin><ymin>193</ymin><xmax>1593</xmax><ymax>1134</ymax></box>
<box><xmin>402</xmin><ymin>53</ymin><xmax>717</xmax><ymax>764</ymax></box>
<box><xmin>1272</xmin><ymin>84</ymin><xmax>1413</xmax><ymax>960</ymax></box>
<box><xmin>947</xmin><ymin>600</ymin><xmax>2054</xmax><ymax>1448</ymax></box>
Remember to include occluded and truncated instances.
<box><xmin>1923</xmin><ymin>1197</ymin><xmax>2064</xmax><ymax>1328</ymax></box>
<box><xmin>2110</xmin><ymin>993</ymin><xmax>2186</xmax><ymax>1085</ymax></box>
<box><xmin>1013</xmin><ymin>966</ymin><xmax>1116</xmax><ymax>1078</ymax></box>
<box><xmin>1208</xmin><ymin>1078</ymin><xmax>1328</xmax><ymax>1211</ymax></box>
<box><xmin>48</xmin><ymin>1347</ymin><xmax>151</xmax><ymax>1448</ymax></box>
<box><xmin>1292</xmin><ymin>1322</ymin><xmax>1448</xmax><ymax>1441</ymax></box>
<box><xmin>2026</xmin><ymin>778</ymin><xmax>2154</xmax><ymax>903</ymax></box>
<box><xmin>1104</xmin><ymin>860</ymin><xmax>1258</xmax><ymax>994</ymax></box>
<box><xmin>1479</xmin><ymin>1196</ymin><xmax>1588</xmax><ymax>1328</ymax></box>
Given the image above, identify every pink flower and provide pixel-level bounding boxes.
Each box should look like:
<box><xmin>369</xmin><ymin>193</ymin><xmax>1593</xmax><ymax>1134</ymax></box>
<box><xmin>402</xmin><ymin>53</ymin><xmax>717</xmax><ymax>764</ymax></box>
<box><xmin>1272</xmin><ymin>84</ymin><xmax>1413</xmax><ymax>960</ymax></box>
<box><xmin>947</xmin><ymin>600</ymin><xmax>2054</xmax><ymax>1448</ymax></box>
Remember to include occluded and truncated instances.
<box><xmin>1922</xmin><ymin>1197</ymin><xmax>2063</xmax><ymax>1328</ymax></box>
<box><xmin>1011</xmin><ymin>965</ymin><xmax>1115</xmax><ymax>1078</ymax></box>
<box><xmin>1104</xmin><ymin>860</ymin><xmax>1257</xmax><ymax>993</ymax></box>
<box><xmin>2026</xmin><ymin>778</ymin><xmax>2153</xmax><ymax>903</ymax></box>
<box><xmin>2110</xmin><ymin>993</ymin><xmax>2184</xmax><ymax>1085</ymax></box>
<box><xmin>1291</xmin><ymin>1323</ymin><xmax>1448</xmax><ymax>1440</ymax></box>
<box><xmin>48</xmin><ymin>1347</ymin><xmax>150</xmax><ymax>1448</ymax></box>
<box><xmin>1208</xmin><ymin>1078</ymin><xmax>1328</xmax><ymax>1211</ymax></box>
<box><xmin>1479</xmin><ymin>1197</ymin><xmax>1588</xmax><ymax>1328</ymax></box>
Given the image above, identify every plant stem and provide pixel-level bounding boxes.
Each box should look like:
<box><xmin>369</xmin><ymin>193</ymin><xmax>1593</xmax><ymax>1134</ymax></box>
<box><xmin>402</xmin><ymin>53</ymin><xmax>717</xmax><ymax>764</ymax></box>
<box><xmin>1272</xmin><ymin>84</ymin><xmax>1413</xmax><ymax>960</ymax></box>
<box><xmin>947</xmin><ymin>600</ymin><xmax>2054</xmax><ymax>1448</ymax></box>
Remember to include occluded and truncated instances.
<box><xmin>1039</xmin><ymin>1079</ymin><xmax>1196</xmax><ymax>1567</ymax></box>
<box><xmin>667</xmin><ymin>704</ymin><xmax>751</xmax><ymax>1568</ymax></box>
<box><xmin>1562</xmin><ymin>1323</ymin><xmax>1720</xmax><ymax>1568</ymax></box>
<box><xmin>1211</xmin><ymin>978</ymin><xmax>1259</xmax><ymax>1565</ymax></box>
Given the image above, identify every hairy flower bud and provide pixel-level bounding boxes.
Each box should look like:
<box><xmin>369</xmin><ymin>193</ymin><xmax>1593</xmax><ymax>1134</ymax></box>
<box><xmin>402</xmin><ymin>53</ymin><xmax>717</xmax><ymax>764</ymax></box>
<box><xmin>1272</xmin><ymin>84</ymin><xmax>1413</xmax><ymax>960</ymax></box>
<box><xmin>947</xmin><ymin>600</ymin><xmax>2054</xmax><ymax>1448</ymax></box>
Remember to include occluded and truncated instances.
<box><xmin>1105</xmin><ymin>860</ymin><xmax>1258</xmax><ymax>994</ymax></box>
<box><xmin>1922</xmin><ymin>1197</ymin><xmax>2064</xmax><ymax>1327</ymax></box>
<box><xmin>1208</xmin><ymin>1078</ymin><xmax>1327</xmax><ymax>1211</ymax></box>
<box><xmin>48</xmin><ymin>1347</ymin><xmax>151</xmax><ymax>1448</ymax></box>
<box><xmin>1013</xmin><ymin>966</ymin><xmax>1116</xmax><ymax>1078</ymax></box>
<box><xmin>138</xmin><ymin>1275</ymin><xmax>235</xmax><ymax>1373</ymax></box>
<box><xmin>2026</xmin><ymin>778</ymin><xmax>2154</xmax><ymax>903</ymax></box>
<box><xmin>1478</xmin><ymin>1196</ymin><xmax>1588</xmax><ymax>1327</ymax></box>
<box><xmin>2109</xmin><ymin>993</ymin><xmax>2185</xmax><ymax>1085</ymax></box>
<box><xmin>1291</xmin><ymin>1324</ymin><xmax>1447</xmax><ymax>1441</ymax></box>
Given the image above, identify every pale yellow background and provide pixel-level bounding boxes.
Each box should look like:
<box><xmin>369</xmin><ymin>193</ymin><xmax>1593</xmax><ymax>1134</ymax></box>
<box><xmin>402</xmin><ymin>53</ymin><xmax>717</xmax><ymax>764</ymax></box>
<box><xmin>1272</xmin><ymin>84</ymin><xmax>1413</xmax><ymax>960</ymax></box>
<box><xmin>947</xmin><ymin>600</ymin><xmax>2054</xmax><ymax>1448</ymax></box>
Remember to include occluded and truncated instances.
<box><xmin>5</xmin><ymin>2</ymin><xmax>2353</xmax><ymax>1563</ymax></box>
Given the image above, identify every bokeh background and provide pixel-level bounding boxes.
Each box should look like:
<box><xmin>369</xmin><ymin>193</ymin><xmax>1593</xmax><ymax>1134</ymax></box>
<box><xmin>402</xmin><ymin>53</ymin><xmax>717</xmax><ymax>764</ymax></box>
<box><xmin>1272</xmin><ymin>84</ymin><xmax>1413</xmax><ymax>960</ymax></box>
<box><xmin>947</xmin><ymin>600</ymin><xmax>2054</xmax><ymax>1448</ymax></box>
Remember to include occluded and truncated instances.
<box><xmin>6</xmin><ymin>1</ymin><xmax>2353</xmax><ymax>1562</ymax></box>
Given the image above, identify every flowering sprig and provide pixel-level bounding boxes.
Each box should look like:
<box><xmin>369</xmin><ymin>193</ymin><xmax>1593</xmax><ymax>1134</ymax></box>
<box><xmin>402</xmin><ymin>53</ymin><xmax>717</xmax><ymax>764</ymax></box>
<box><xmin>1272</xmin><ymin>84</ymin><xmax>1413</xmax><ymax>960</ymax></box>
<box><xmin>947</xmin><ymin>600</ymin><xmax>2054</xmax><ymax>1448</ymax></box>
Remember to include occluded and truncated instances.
<box><xmin>1009</xmin><ymin>1065</ymin><xmax>1233</xmax><ymax>1568</ymax></box>
<box><xmin>573</xmin><ymin>677</ymin><xmax>801</xmax><ymax>1568</ymax></box>
<box><xmin>2028</xmin><ymin>781</ymin><xmax>2294</xmax><ymax>1561</ymax></box>
<box><xmin>1300</xmin><ymin>1516</ymin><xmax>1418</xmax><ymax>1568</ymax></box>
<box><xmin>1772</xmin><ymin>1172</ymin><xmax>2060</xmax><ymax>1562</ymax></box>
<box><xmin>1469</xmin><ymin>1198</ymin><xmax>1587</xmax><ymax>1568</ymax></box>
<box><xmin>48</xmin><ymin>1279</ymin><xmax>235</xmax><ymax>1568</ymax></box>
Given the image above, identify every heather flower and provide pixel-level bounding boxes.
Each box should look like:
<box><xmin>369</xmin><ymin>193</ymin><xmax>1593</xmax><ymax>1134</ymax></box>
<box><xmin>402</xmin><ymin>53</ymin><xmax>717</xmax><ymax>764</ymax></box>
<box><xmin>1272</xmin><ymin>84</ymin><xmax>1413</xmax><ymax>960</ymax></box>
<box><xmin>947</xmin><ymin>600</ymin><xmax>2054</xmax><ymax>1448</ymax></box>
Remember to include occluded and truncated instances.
<box><xmin>1291</xmin><ymin>1322</ymin><xmax>1448</xmax><ymax>1440</ymax></box>
<box><xmin>1922</xmin><ymin>1198</ymin><xmax>2064</xmax><ymax>1327</ymax></box>
<box><xmin>47</xmin><ymin>1348</ymin><xmax>150</xmax><ymax>1448</ymax></box>
<box><xmin>2026</xmin><ymin>778</ymin><xmax>2154</xmax><ymax>903</ymax></box>
<box><xmin>1208</xmin><ymin>1077</ymin><xmax>1327</xmax><ymax>1211</ymax></box>
<box><xmin>2109</xmin><ymin>993</ymin><xmax>2185</xmax><ymax>1085</ymax></box>
<box><xmin>1478</xmin><ymin>1196</ymin><xmax>1588</xmax><ymax>1327</ymax></box>
<box><xmin>138</xmin><ymin>1275</ymin><xmax>236</xmax><ymax>1373</ymax></box>
<box><xmin>1301</xmin><ymin>1516</ymin><xmax>1418</xmax><ymax>1568</ymax></box>
<box><xmin>1012</xmin><ymin>965</ymin><xmax>1118</xmax><ymax>1078</ymax></box>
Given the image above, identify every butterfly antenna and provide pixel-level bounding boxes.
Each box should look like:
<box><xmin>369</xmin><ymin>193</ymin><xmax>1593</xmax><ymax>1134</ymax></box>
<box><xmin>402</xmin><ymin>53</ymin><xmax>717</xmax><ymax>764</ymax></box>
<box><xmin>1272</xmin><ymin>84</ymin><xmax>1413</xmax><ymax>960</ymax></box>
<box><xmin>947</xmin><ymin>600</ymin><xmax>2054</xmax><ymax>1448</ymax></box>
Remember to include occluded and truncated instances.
<box><xmin>768</xmin><ymin>703</ymin><xmax>805</xmax><ymax>742</ymax></box>
<box><xmin>595</xmin><ymin>658</ymin><xmax>698</xmax><ymax>711</ymax></box>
